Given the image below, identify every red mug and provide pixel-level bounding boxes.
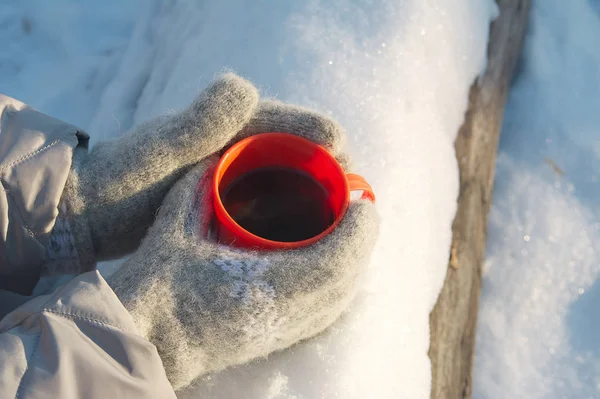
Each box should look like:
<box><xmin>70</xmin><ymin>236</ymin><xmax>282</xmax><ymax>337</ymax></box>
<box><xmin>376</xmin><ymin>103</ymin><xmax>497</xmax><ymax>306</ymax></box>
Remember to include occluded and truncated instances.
<box><xmin>212</xmin><ymin>132</ymin><xmax>375</xmax><ymax>249</ymax></box>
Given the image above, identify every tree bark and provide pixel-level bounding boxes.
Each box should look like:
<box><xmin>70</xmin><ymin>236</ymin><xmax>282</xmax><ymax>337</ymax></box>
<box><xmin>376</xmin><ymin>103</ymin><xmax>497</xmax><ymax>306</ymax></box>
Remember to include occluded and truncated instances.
<box><xmin>428</xmin><ymin>1</ymin><xmax>531</xmax><ymax>398</ymax></box>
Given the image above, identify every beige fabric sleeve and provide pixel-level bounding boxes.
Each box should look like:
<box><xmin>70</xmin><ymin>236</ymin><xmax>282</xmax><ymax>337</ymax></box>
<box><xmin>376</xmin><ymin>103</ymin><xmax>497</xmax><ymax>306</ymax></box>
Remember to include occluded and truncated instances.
<box><xmin>0</xmin><ymin>94</ymin><xmax>88</xmax><ymax>294</ymax></box>
<box><xmin>0</xmin><ymin>271</ymin><xmax>177</xmax><ymax>398</ymax></box>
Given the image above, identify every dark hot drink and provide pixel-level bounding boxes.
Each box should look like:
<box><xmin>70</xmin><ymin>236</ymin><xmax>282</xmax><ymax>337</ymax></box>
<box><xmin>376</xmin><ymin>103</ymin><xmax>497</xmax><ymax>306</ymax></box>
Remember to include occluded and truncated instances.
<box><xmin>221</xmin><ymin>167</ymin><xmax>335</xmax><ymax>242</ymax></box>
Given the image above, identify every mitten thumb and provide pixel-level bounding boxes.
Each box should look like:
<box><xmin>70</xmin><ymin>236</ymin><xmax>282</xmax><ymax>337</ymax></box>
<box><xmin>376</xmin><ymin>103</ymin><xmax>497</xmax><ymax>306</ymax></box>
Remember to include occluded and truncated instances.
<box><xmin>64</xmin><ymin>74</ymin><xmax>258</xmax><ymax>263</ymax></box>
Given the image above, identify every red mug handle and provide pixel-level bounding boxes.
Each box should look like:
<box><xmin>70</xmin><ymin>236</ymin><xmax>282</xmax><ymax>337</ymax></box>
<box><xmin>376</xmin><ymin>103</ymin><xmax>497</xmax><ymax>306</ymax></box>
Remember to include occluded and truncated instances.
<box><xmin>346</xmin><ymin>173</ymin><xmax>376</xmax><ymax>202</ymax></box>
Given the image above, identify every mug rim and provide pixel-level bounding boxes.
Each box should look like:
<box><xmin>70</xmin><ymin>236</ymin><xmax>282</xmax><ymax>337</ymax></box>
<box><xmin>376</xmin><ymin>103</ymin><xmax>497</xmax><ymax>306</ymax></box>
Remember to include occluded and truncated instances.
<box><xmin>212</xmin><ymin>132</ymin><xmax>350</xmax><ymax>249</ymax></box>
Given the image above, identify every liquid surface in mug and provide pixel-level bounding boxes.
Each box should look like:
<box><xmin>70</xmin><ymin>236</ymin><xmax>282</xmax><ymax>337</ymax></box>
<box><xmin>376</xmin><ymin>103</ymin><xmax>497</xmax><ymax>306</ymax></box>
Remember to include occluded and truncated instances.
<box><xmin>221</xmin><ymin>167</ymin><xmax>335</xmax><ymax>242</ymax></box>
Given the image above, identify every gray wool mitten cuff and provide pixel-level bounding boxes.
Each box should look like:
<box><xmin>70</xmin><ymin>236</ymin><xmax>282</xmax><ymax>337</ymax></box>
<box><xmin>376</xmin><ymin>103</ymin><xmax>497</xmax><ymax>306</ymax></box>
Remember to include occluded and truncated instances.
<box><xmin>52</xmin><ymin>74</ymin><xmax>259</xmax><ymax>272</ymax></box>
<box><xmin>107</xmin><ymin>105</ymin><xmax>380</xmax><ymax>390</ymax></box>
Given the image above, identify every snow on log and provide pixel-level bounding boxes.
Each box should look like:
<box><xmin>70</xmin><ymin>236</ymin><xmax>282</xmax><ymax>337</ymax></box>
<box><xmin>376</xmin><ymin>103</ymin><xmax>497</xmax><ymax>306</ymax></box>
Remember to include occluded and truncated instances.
<box><xmin>428</xmin><ymin>1</ymin><xmax>531</xmax><ymax>398</ymax></box>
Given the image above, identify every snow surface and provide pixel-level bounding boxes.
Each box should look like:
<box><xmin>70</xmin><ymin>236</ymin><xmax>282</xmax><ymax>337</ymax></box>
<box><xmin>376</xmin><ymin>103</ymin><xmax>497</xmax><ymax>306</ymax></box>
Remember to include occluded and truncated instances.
<box><xmin>0</xmin><ymin>0</ymin><xmax>496</xmax><ymax>397</ymax></box>
<box><xmin>474</xmin><ymin>1</ymin><xmax>600</xmax><ymax>398</ymax></box>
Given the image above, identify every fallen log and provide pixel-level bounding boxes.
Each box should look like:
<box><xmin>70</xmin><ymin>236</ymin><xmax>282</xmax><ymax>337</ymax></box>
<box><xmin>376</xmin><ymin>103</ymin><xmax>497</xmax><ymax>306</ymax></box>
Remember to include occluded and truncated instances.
<box><xmin>428</xmin><ymin>1</ymin><xmax>531</xmax><ymax>398</ymax></box>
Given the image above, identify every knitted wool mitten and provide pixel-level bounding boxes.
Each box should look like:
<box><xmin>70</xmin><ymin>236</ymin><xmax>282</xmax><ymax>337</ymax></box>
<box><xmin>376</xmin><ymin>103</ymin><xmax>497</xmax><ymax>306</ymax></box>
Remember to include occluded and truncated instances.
<box><xmin>47</xmin><ymin>74</ymin><xmax>259</xmax><ymax>273</ymax></box>
<box><xmin>107</xmin><ymin>109</ymin><xmax>380</xmax><ymax>390</ymax></box>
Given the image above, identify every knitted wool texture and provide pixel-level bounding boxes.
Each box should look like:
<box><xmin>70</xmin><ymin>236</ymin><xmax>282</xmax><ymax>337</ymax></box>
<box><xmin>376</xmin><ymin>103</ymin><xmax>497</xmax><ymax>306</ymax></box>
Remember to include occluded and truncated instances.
<box><xmin>58</xmin><ymin>74</ymin><xmax>259</xmax><ymax>270</ymax></box>
<box><xmin>53</xmin><ymin>72</ymin><xmax>379</xmax><ymax>389</ymax></box>
<box><xmin>56</xmin><ymin>73</ymin><xmax>353</xmax><ymax>271</ymax></box>
<box><xmin>107</xmin><ymin>160</ymin><xmax>379</xmax><ymax>390</ymax></box>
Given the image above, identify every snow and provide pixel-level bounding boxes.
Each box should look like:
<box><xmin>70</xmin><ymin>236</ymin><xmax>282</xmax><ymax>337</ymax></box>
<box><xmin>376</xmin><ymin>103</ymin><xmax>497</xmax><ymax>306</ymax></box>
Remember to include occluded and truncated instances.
<box><xmin>0</xmin><ymin>0</ymin><xmax>496</xmax><ymax>398</ymax></box>
<box><xmin>474</xmin><ymin>1</ymin><xmax>600</xmax><ymax>398</ymax></box>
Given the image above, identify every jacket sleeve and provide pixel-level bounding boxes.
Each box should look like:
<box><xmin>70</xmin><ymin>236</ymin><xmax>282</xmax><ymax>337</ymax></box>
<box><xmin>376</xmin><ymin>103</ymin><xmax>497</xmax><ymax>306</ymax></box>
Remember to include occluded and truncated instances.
<box><xmin>0</xmin><ymin>271</ymin><xmax>178</xmax><ymax>398</ymax></box>
<box><xmin>0</xmin><ymin>94</ymin><xmax>88</xmax><ymax>295</ymax></box>
<box><xmin>0</xmin><ymin>95</ymin><xmax>177</xmax><ymax>398</ymax></box>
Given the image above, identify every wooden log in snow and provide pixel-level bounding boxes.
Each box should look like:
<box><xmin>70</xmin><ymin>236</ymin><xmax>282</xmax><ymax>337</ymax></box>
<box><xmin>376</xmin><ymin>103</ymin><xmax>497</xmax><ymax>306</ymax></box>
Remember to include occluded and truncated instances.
<box><xmin>428</xmin><ymin>1</ymin><xmax>531</xmax><ymax>398</ymax></box>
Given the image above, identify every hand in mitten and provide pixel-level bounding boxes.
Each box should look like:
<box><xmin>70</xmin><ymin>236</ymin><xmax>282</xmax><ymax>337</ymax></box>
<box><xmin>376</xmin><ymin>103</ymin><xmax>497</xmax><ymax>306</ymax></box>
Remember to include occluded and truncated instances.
<box><xmin>107</xmin><ymin>105</ymin><xmax>380</xmax><ymax>390</ymax></box>
<box><xmin>46</xmin><ymin>74</ymin><xmax>259</xmax><ymax>274</ymax></box>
